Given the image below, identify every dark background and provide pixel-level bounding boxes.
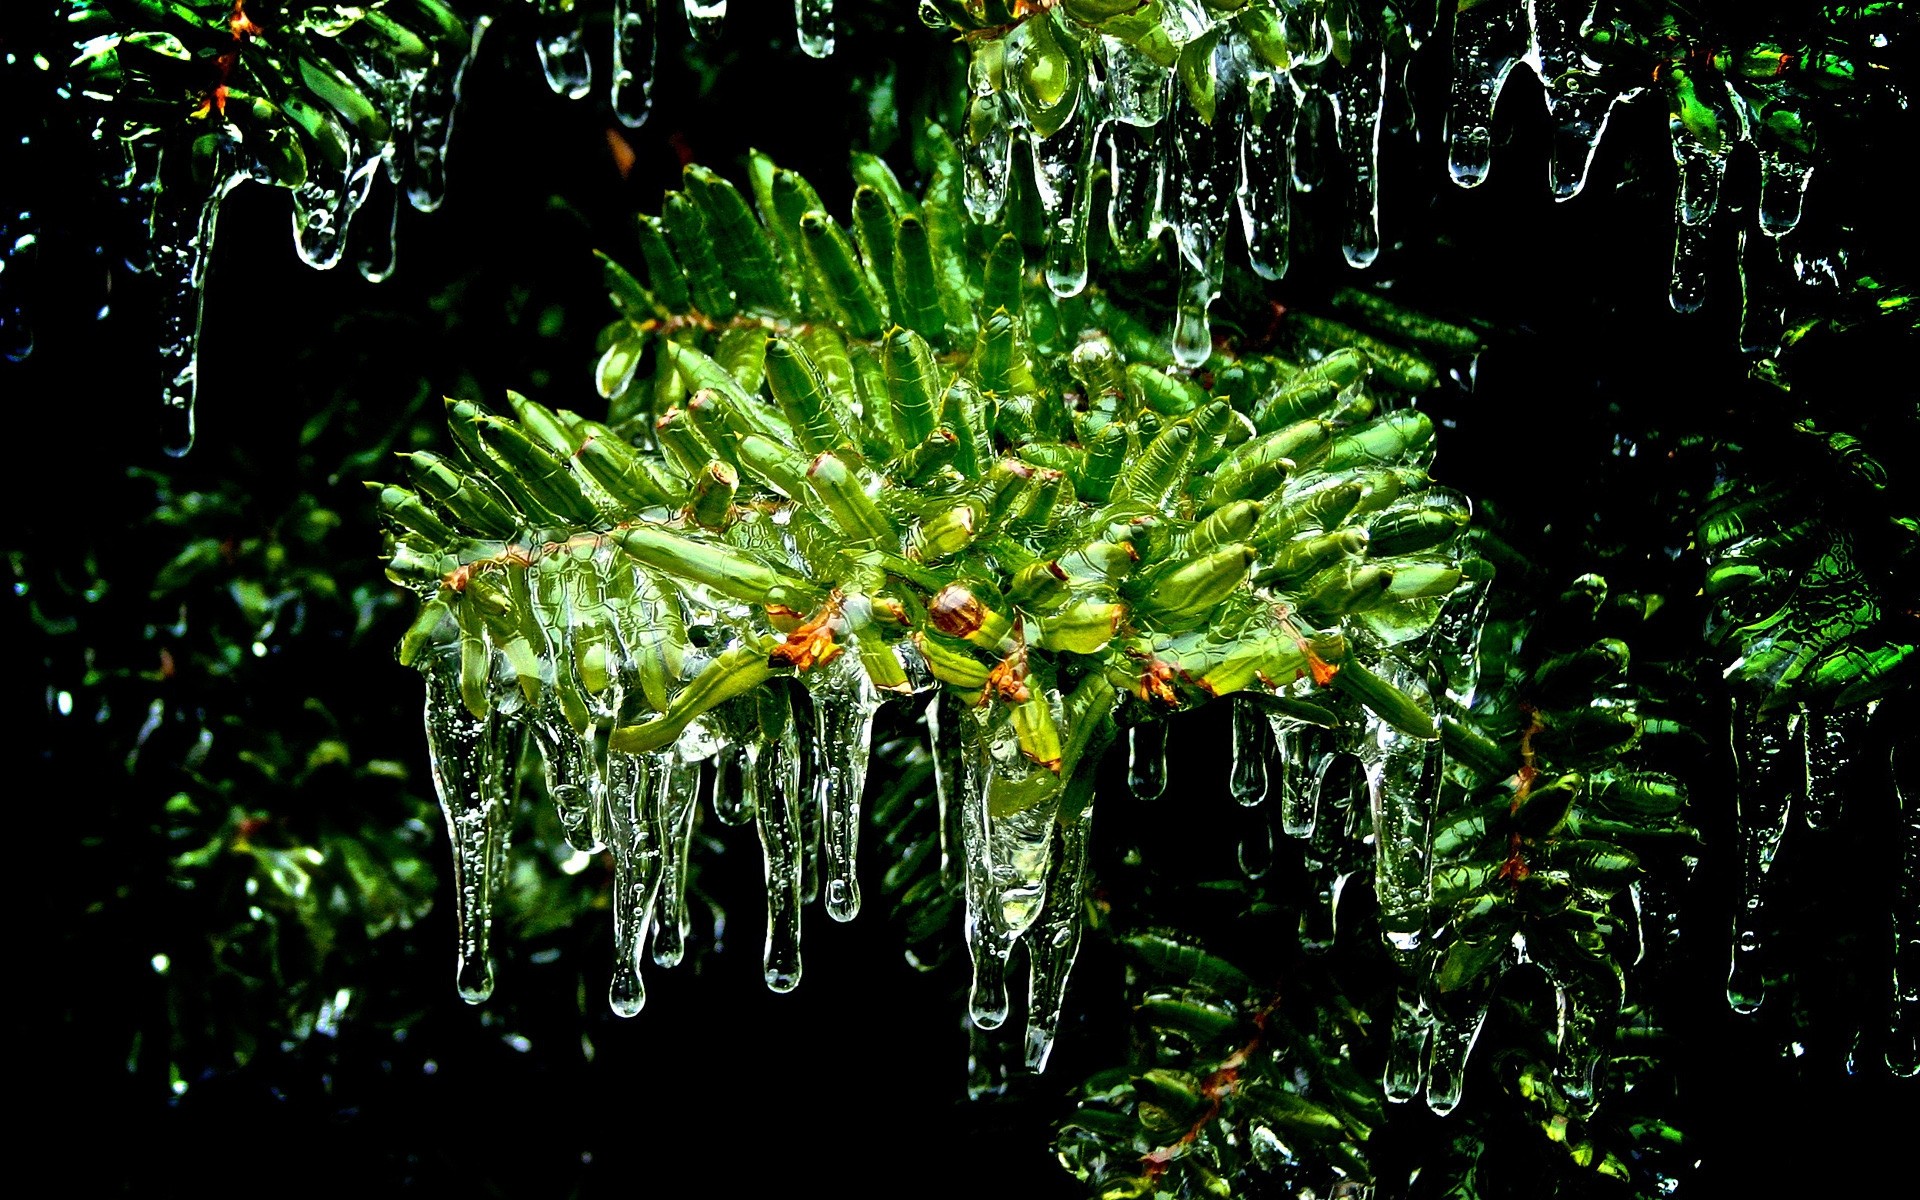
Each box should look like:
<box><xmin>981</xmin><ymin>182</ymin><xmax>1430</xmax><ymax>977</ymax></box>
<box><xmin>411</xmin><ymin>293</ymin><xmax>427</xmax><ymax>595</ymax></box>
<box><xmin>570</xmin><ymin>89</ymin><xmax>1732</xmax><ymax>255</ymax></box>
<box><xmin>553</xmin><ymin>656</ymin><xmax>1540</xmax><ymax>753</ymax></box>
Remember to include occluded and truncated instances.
<box><xmin>9</xmin><ymin>2</ymin><xmax>1913</xmax><ymax>1194</ymax></box>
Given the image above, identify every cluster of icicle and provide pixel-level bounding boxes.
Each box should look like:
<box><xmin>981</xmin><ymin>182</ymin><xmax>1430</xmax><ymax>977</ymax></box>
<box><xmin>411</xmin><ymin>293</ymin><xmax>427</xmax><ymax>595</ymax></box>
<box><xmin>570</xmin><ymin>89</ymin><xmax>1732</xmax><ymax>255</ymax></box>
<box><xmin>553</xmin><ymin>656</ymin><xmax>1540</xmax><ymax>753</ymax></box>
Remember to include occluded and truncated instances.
<box><xmin>949</xmin><ymin>0</ymin><xmax>1885</xmax><ymax>365</ymax></box>
<box><xmin>525</xmin><ymin>0</ymin><xmax>841</xmax><ymax>128</ymax></box>
<box><xmin>1725</xmin><ymin>698</ymin><xmax>1917</xmax><ymax>1078</ymax></box>
<box><xmin>65</xmin><ymin>0</ymin><xmax>486</xmax><ymax>454</ymax></box>
<box><xmin>1207</xmin><ymin>587</ymin><xmax>1528</xmax><ymax>1119</ymax></box>
<box><xmin>956</xmin><ymin>0</ymin><xmax>1423</xmax><ymax>369</ymax></box>
<box><xmin>1700</xmin><ymin>472</ymin><xmax>1917</xmax><ymax>1077</ymax></box>
<box><xmin>1441</xmin><ymin>0</ymin><xmax>1850</xmax><ymax>350</ymax></box>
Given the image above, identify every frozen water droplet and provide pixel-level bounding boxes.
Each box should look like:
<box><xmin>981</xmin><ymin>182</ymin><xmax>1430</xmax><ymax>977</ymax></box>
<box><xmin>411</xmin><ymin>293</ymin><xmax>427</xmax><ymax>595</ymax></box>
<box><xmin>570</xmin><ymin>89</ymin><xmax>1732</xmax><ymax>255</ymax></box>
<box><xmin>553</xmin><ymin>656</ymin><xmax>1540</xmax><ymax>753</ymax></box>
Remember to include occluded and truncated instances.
<box><xmin>1361</xmin><ymin>661</ymin><xmax>1438</xmax><ymax>936</ymax></box>
<box><xmin>1270</xmin><ymin>719</ymin><xmax>1324</xmax><ymax>838</ymax></box>
<box><xmin>612</xmin><ymin>0</ymin><xmax>659</xmax><ymax>128</ymax></box>
<box><xmin>964</xmin><ymin>88</ymin><xmax>1015</xmax><ymax>224</ymax></box>
<box><xmin>1291</xmin><ymin>87</ymin><xmax>1331</xmax><ymax>193</ymax></box>
<box><xmin>795</xmin><ymin>0</ymin><xmax>835</xmax><ymax>59</ymax></box>
<box><xmin>536</xmin><ymin>3</ymin><xmax>594</xmax><ymax>101</ymax></box>
<box><xmin>683</xmin><ymin>0</ymin><xmax>728</xmax><ymax>45</ymax></box>
<box><xmin>1756</xmin><ymin>142</ymin><xmax>1814</xmax><ymax>237</ymax></box>
<box><xmin>1425</xmin><ymin>1000</ymin><xmax>1491</xmax><ymax>1115</ymax></box>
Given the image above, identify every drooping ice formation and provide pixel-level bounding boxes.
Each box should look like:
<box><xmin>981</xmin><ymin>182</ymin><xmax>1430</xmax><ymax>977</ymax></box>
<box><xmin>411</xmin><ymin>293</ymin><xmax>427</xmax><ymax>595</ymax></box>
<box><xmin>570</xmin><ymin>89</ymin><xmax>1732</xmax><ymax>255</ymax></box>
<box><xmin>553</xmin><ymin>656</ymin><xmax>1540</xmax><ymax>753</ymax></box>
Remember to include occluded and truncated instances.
<box><xmin>940</xmin><ymin>0</ymin><xmax>1894</xmax><ymax>358</ymax></box>
<box><xmin>67</xmin><ymin>0</ymin><xmax>488</xmax><ymax>453</ymax></box>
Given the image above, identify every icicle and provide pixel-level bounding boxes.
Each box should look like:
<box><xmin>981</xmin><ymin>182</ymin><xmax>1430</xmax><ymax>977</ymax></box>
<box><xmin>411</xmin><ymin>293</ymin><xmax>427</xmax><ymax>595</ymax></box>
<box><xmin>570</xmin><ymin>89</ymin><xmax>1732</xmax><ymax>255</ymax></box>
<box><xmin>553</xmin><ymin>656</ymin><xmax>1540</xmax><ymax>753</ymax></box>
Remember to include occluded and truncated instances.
<box><xmin>1230</xmin><ymin>699</ymin><xmax>1270</xmax><ymax>806</ymax></box>
<box><xmin>1727</xmin><ymin>699</ymin><xmax>1798</xmax><ymax>1014</ymax></box>
<box><xmin>1528</xmin><ymin>0</ymin><xmax>1628</xmax><ymax>200</ymax></box>
<box><xmin>1551</xmin><ymin>982</ymin><xmax>1605</xmax><ymax>1115</ymax></box>
<box><xmin>1668</xmin><ymin>111</ymin><xmax>1732</xmax><ymax>314</ymax></box>
<box><xmin>1127</xmin><ymin>721</ymin><xmax>1168</xmax><ymax>800</ymax></box>
<box><xmin>651</xmin><ymin>752</ymin><xmax>701</xmax><ymax>967</ymax></box>
<box><xmin>682</xmin><ymin>0</ymin><xmax>727</xmax><ymax>45</ymax></box>
<box><xmin>988</xmin><ymin>729</ymin><xmax>1069</xmax><ymax>935</ymax></box>
<box><xmin>812</xmin><ymin>664</ymin><xmax>884</xmax><ymax>923</ymax></box>
<box><xmin>604</xmin><ymin>750</ymin><xmax>664</xmax><ymax>1015</ymax></box>
<box><xmin>1106</xmin><ymin>121</ymin><xmax>1166</xmax><ymax>264</ymax></box>
<box><xmin>1238</xmin><ymin>70</ymin><xmax>1293</xmax><ymax>281</ymax></box>
<box><xmin>709</xmin><ymin>745</ymin><xmax>755</xmax><ymax>826</ymax></box>
<box><xmin>289</xmin><ymin>119</ymin><xmax>374</xmax><ymax>271</ymax></box>
<box><xmin>958</xmin><ymin>708</ymin><xmax>1013</xmax><ymax>1028</ymax></box>
<box><xmin>404</xmin><ymin>14</ymin><xmax>486</xmax><ymax>212</ymax></box>
<box><xmin>1031</xmin><ymin>111</ymin><xmax>1099</xmax><ymax>298</ymax></box>
<box><xmin>1889</xmin><ymin>713</ymin><xmax>1918</xmax><ymax>1077</ymax></box>
<box><xmin>752</xmin><ymin>686</ymin><xmax>805</xmax><ymax>992</ymax></box>
<box><xmin>794</xmin><ymin>0</ymin><xmax>836</xmax><ymax>59</ymax></box>
<box><xmin>421</xmin><ymin>653</ymin><xmax>512</xmax><ymax>1004</ymax></box>
<box><xmin>535</xmin><ymin>0</ymin><xmax>594</xmax><ymax>100</ymax></box>
<box><xmin>1168</xmin><ymin>51</ymin><xmax>1237</xmax><ymax>290</ymax></box>
<box><xmin>1425</xmin><ymin>999</ymin><xmax>1492</xmax><ymax>1116</ymax></box>
<box><xmin>1362</xmin><ymin>661</ymin><xmax>1439</xmax><ymax>950</ymax></box>
<box><xmin>530</xmin><ymin>694</ymin><xmax>603</xmax><ymax>853</ymax></box>
<box><xmin>1172</xmin><ymin>239</ymin><xmax>1225</xmax><ymax>367</ymax></box>
<box><xmin>1301</xmin><ymin>751</ymin><xmax>1365</xmax><ymax>952</ymax></box>
<box><xmin>1445</xmin><ymin>0</ymin><xmax>1527</xmax><ymax>187</ymax></box>
<box><xmin>1270</xmin><ymin>719</ymin><xmax>1324</xmax><ymax>838</ymax></box>
<box><xmin>355</xmin><ymin>170</ymin><xmax>401</xmax><ymax>284</ymax></box>
<box><xmin>611</xmin><ymin>0</ymin><xmax>658</xmax><ymax>127</ymax></box>
<box><xmin>1669</xmin><ymin>217</ymin><xmax>1714</xmax><ymax>315</ymax></box>
<box><xmin>1755</xmin><ymin>141</ymin><xmax>1814</xmax><ymax>238</ymax></box>
<box><xmin>1025</xmin><ymin>814</ymin><xmax>1091</xmax><ymax>1072</ymax></box>
<box><xmin>1328</xmin><ymin>21</ymin><xmax>1387</xmax><ymax>268</ymax></box>
<box><xmin>1383</xmin><ymin>986</ymin><xmax>1432</xmax><ymax>1102</ymax></box>
<box><xmin>1290</xmin><ymin>86</ymin><xmax>1331</xmax><ymax>193</ymax></box>
<box><xmin>153</xmin><ymin>157</ymin><xmax>245</xmax><ymax>457</ymax></box>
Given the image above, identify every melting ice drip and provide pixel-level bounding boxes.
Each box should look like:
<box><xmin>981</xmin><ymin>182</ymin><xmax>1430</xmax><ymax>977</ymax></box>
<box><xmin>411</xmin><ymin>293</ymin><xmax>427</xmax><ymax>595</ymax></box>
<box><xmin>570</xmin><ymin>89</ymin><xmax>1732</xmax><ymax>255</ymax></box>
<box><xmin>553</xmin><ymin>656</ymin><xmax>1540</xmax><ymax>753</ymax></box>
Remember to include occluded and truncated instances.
<box><xmin>67</xmin><ymin>1</ymin><xmax>488</xmax><ymax>454</ymax></box>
